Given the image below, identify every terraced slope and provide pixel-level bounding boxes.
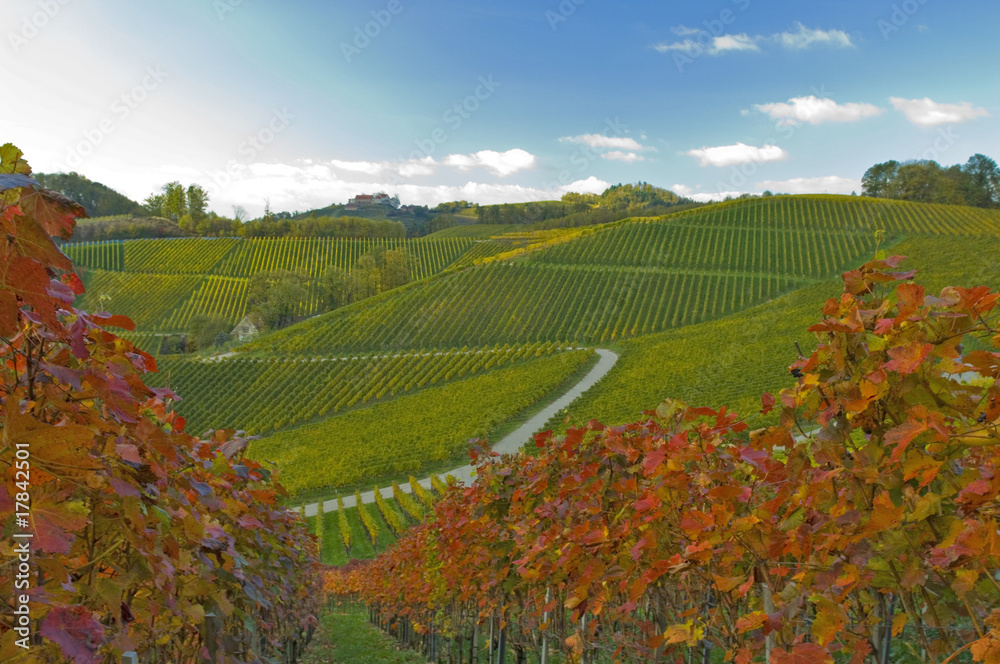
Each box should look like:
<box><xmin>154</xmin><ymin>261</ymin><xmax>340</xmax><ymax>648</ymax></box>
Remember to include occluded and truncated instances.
<box><xmin>65</xmin><ymin>236</ymin><xmax>474</xmax><ymax>279</ymax></box>
<box><xmin>242</xmin><ymin>266</ymin><xmax>810</xmax><ymax>353</ymax></box>
<box><xmin>67</xmin><ymin>236</ymin><xmax>477</xmax><ymax>332</ymax></box>
<box><xmin>246</xmin><ymin>195</ymin><xmax>994</xmax><ymax>355</ymax></box>
<box><xmin>148</xmin><ymin>342</ymin><xmax>574</xmax><ymax>436</ymax></box>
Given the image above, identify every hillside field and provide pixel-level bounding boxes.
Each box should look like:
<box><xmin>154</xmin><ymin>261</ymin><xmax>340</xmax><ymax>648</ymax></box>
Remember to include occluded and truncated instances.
<box><xmin>66</xmin><ymin>195</ymin><xmax>1000</xmax><ymax>504</ymax></box>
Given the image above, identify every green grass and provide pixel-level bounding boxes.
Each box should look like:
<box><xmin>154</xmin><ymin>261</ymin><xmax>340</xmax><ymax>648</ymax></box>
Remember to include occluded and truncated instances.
<box><xmin>249</xmin><ymin>350</ymin><xmax>595</xmax><ymax>495</ymax></box>
<box><xmin>301</xmin><ymin>611</ymin><xmax>427</xmax><ymax>664</ymax></box>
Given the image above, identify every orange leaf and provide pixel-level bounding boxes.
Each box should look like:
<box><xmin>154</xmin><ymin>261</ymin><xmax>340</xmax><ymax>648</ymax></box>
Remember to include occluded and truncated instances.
<box><xmin>712</xmin><ymin>574</ymin><xmax>746</xmax><ymax>593</ymax></box>
<box><xmin>771</xmin><ymin>643</ymin><xmax>833</xmax><ymax>664</ymax></box>
<box><xmin>865</xmin><ymin>491</ymin><xmax>903</xmax><ymax>535</ymax></box>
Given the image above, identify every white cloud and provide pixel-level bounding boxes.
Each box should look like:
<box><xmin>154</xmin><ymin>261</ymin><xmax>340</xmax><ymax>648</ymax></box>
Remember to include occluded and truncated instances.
<box><xmin>653</xmin><ymin>34</ymin><xmax>759</xmax><ymax>56</ymax></box>
<box><xmin>686</xmin><ymin>143</ymin><xmax>788</xmax><ymax>167</ymax></box>
<box><xmin>890</xmin><ymin>97</ymin><xmax>990</xmax><ymax>127</ymax></box>
<box><xmin>670</xmin><ymin>25</ymin><xmax>703</xmax><ymax>37</ymax></box>
<box><xmin>654</xmin><ymin>23</ymin><xmax>853</xmax><ymax>57</ymax></box>
<box><xmin>754</xmin><ymin>96</ymin><xmax>883</xmax><ymax>126</ymax></box>
<box><xmin>441</xmin><ymin>148</ymin><xmax>536</xmax><ymax>177</ymax></box>
<box><xmin>559</xmin><ymin>134</ymin><xmax>653</xmax><ymax>151</ymax></box>
<box><xmin>328</xmin><ymin>150</ymin><xmax>536</xmax><ymax>179</ymax></box>
<box><xmin>776</xmin><ymin>23</ymin><xmax>854</xmax><ymax>49</ymax></box>
<box><xmin>755</xmin><ymin>176</ymin><xmax>861</xmax><ymax>195</ymax></box>
<box><xmin>329</xmin><ymin>159</ymin><xmax>385</xmax><ymax>175</ymax></box>
<box><xmin>192</xmin><ymin>159</ymin><xmax>607</xmax><ymax>217</ymax></box>
<box><xmin>396</xmin><ymin>157</ymin><xmax>437</xmax><ymax>178</ymax></box>
<box><xmin>602</xmin><ymin>151</ymin><xmax>644</xmax><ymax>163</ymax></box>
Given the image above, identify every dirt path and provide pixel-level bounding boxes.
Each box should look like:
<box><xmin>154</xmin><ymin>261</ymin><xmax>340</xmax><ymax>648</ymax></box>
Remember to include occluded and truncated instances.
<box><xmin>302</xmin><ymin>348</ymin><xmax>619</xmax><ymax>517</ymax></box>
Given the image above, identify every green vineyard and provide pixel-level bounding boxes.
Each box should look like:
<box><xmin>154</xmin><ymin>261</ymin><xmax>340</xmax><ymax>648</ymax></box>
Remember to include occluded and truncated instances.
<box><xmin>245</xmin><ymin>196</ymin><xmax>1000</xmax><ymax>356</ymax></box>
<box><xmin>61</xmin><ymin>195</ymin><xmax>1000</xmax><ymax>514</ymax></box>
<box><xmin>526</xmin><ymin>220</ymin><xmax>882</xmax><ymax>279</ymax></box>
<box><xmin>567</xmin><ymin>231</ymin><xmax>1000</xmax><ymax>429</ymax></box>
<box><xmin>247</xmin><ymin>349</ymin><xmax>594</xmax><ymax>494</ymax></box>
<box><xmin>64</xmin><ymin>236</ymin><xmax>474</xmax><ymax>279</ymax></box>
<box><xmin>244</xmin><ymin>265</ymin><xmax>811</xmax><ymax>354</ymax></box>
<box><xmin>66</xmin><ymin>236</ymin><xmax>477</xmax><ymax>332</ymax></box>
<box><xmin>148</xmin><ymin>342</ymin><xmax>577</xmax><ymax>435</ymax></box>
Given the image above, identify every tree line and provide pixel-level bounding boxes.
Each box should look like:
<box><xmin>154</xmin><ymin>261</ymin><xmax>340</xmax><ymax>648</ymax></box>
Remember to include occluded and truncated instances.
<box><xmin>862</xmin><ymin>153</ymin><xmax>999</xmax><ymax>207</ymax></box>
<box><xmin>476</xmin><ymin>183</ymin><xmax>696</xmax><ymax>226</ymax></box>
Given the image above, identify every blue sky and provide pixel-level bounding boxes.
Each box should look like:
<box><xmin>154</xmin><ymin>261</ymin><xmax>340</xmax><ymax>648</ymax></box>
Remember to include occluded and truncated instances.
<box><xmin>2</xmin><ymin>0</ymin><xmax>997</xmax><ymax>216</ymax></box>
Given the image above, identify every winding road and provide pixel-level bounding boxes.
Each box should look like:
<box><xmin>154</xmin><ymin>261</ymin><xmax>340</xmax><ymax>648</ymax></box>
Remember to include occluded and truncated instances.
<box><xmin>301</xmin><ymin>348</ymin><xmax>619</xmax><ymax>517</ymax></box>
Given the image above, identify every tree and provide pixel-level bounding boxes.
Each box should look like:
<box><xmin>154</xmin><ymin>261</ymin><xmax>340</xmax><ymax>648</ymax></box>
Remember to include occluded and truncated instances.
<box><xmin>962</xmin><ymin>153</ymin><xmax>1000</xmax><ymax>208</ymax></box>
<box><xmin>187</xmin><ymin>313</ymin><xmax>231</xmax><ymax>352</ymax></box>
<box><xmin>247</xmin><ymin>269</ymin><xmax>309</xmax><ymax>329</ymax></box>
<box><xmin>233</xmin><ymin>204</ymin><xmax>249</xmax><ymax>222</ymax></box>
<box><xmin>353</xmin><ymin>254</ymin><xmax>382</xmax><ymax>300</ymax></box>
<box><xmin>319</xmin><ymin>266</ymin><xmax>359</xmax><ymax>310</ymax></box>
<box><xmin>143</xmin><ymin>192</ymin><xmax>166</xmax><ymax>216</ymax></box>
<box><xmin>187</xmin><ymin>184</ymin><xmax>209</xmax><ymax>221</ymax></box>
<box><xmin>162</xmin><ymin>181</ymin><xmax>187</xmax><ymax>220</ymax></box>
<box><xmin>861</xmin><ymin>160</ymin><xmax>900</xmax><ymax>198</ymax></box>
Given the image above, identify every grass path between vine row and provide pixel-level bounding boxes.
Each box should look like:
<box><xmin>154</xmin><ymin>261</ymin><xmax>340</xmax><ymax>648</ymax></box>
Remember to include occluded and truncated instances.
<box><xmin>301</xmin><ymin>348</ymin><xmax>619</xmax><ymax>518</ymax></box>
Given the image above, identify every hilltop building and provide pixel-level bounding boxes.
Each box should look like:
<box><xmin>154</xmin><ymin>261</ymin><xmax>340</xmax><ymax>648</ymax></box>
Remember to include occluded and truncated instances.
<box><xmin>345</xmin><ymin>192</ymin><xmax>400</xmax><ymax>211</ymax></box>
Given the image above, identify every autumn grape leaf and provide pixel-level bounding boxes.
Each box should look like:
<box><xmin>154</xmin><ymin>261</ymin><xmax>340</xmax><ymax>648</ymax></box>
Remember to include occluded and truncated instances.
<box><xmin>885</xmin><ymin>420</ymin><xmax>928</xmax><ymax>464</ymax></box>
<box><xmin>40</xmin><ymin>606</ymin><xmax>105</xmax><ymax>664</ymax></box>
<box><xmin>0</xmin><ymin>173</ymin><xmax>38</xmax><ymax>192</ymax></box>
<box><xmin>735</xmin><ymin>611</ymin><xmax>767</xmax><ymax>634</ymax></box>
<box><xmin>18</xmin><ymin>185</ymin><xmax>86</xmax><ymax>239</ymax></box>
<box><xmin>712</xmin><ymin>574</ymin><xmax>745</xmax><ymax>592</ymax></box>
<box><xmin>811</xmin><ymin>600</ymin><xmax>845</xmax><ymax>646</ymax></box>
<box><xmin>663</xmin><ymin>621</ymin><xmax>704</xmax><ymax>646</ymax></box>
<box><xmin>0</xmin><ymin>143</ymin><xmax>31</xmax><ymax>175</ymax></box>
<box><xmin>771</xmin><ymin>643</ymin><xmax>834</xmax><ymax>664</ymax></box>
<box><xmin>970</xmin><ymin>633</ymin><xmax>1000</xmax><ymax>664</ymax></box>
<box><xmin>864</xmin><ymin>491</ymin><xmax>903</xmax><ymax>536</ymax></box>
<box><xmin>883</xmin><ymin>343</ymin><xmax>933</xmax><ymax>375</ymax></box>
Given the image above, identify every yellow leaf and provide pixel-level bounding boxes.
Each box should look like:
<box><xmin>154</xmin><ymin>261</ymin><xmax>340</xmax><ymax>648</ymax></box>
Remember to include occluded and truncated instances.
<box><xmin>664</xmin><ymin>621</ymin><xmax>704</xmax><ymax>647</ymax></box>
<box><xmin>811</xmin><ymin>601</ymin><xmax>845</xmax><ymax>646</ymax></box>
<box><xmin>892</xmin><ymin>613</ymin><xmax>907</xmax><ymax>637</ymax></box>
<box><xmin>952</xmin><ymin>569</ymin><xmax>979</xmax><ymax>598</ymax></box>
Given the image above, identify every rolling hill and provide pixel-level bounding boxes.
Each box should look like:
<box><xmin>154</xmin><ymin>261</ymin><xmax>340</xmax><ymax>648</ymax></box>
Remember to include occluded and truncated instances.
<box><xmin>66</xmin><ymin>195</ymin><xmax>1000</xmax><ymax>503</ymax></box>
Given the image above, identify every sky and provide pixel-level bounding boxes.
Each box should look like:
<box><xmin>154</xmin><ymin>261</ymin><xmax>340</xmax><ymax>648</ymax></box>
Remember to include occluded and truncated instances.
<box><xmin>2</xmin><ymin>0</ymin><xmax>998</xmax><ymax>217</ymax></box>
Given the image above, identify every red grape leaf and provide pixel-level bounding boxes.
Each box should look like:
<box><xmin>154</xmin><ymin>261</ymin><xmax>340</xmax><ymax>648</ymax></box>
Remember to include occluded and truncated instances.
<box><xmin>40</xmin><ymin>606</ymin><xmax>105</xmax><ymax>664</ymax></box>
